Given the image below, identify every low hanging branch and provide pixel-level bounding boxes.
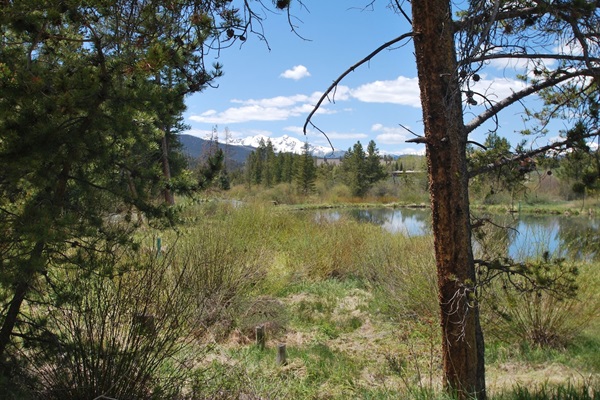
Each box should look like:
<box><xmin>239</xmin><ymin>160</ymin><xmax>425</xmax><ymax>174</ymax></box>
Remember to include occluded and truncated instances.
<box><xmin>468</xmin><ymin>127</ymin><xmax>600</xmax><ymax>178</ymax></box>
<box><xmin>467</xmin><ymin>53</ymin><xmax>600</xmax><ymax>66</ymax></box>
<box><xmin>464</xmin><ymin>69</ymin><xmax>588</xmax><ymax>135</ymax></box>
<box><xmin>474</xmin><ymin>257</ymin><xmax>579</xmax><ymax>299</ymax></box>
<box><xmin>302</xmin><ymin>32</ymin><xmax>416</xmax><ymax>144</ymax></box>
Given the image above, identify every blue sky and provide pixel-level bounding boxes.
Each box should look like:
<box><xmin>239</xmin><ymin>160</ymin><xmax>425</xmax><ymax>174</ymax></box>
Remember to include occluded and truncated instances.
<box><xmin>183</xmin><ymin>1</ymin><xmax>545</xmax><ymax>155</ymax></box>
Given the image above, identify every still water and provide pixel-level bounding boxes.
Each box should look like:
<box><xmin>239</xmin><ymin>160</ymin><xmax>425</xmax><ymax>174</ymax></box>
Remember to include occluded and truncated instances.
<box><xmin>314</xmin><ymin>208</ymin><xmax>599</xmax><ymax>261</ymax></box>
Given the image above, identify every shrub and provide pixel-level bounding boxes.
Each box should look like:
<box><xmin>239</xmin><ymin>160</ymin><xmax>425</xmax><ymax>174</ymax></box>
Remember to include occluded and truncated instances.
<box><xmin>324</xmin><ymin>183</ymin><xmax>353</xmax><ymax>203</ymax></box>
<box><xmin>483</xmin><ymin>258</ymin><xmax>600</xmax><ymax>348</ymax></box>
<box><xmin>360</xmin><ymin>233</ymin><xmax>439</xmax><ymax>320</ymax></box>
<box><xmin>171</xmin><ymin>220</ymin><xmax>271</xmax><ymax>341</ymax></box>
<box><xmin>236</xmin><ymin>295</ymin><xmax>288</xmax><ymax>340</ymax></box>
<box><xmin>11</xmin><ymin>219</ymin><xmax>271</xmax><ymax>399</ymax></box>
<box><xmin>22</xmin><ymin>247</ymin><xmax>196</xmax><ymax>399</ymax></box>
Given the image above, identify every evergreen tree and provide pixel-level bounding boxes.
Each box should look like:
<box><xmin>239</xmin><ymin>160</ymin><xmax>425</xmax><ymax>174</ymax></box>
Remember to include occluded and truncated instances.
<box><xmin>280</xmin><ymin>152</ymin><xmax>296</xmax><ymax>183</ymax></box>
<box><xmin>365</xmin><ymin>140</ymin><xmax>387</xmax><ymax>184</ymax></box>
<box><xmin>196</xmin><ymin>128</ymin><xmax>228</xmax><ymax>190</ymax></box>
<box><xmin>273</xmin><ymin>152</ymin><xmax>284</xmax><ymax>184</ymax></box>
<box><xmin>217</xmin><ymin>168</ymin><xmax>232</xmax><ymax>190</ymax></box>
<box><xmin>245</xmin><ymin>139</ymin><xmax>267</xmax><ymax>186</ymax></box>
<box><xmin>197</xmin><ymin>148</ymin><xmax>226</xmax><ymax>190</ymax></box>
<box><xmin>262</xmin><ymin>140</ymin><xmax>277</xmax><ymax>188</ymax></box>
<box><xmin>300</xmin><ymin>0</ymin><xmax>600</xmax><ymax>395</ymax></box>
<box><xmin>468</xmin><ymin>133</ymin><xmax>529</xmax><ymax>205</ymax></box>
<box><xmin>294</xmin><ymin>142</ymin><xmax>317</xmax><ymax>195</ymax></box>
<box><xmin>340</xmin><ymin>141</ymin><xmax>369</xmax><ymax>196</ymax></box>
<box><xmin>0</xmin><ymin>0</ymin><xmax>254</xmax><ymax>378</ymax></box>
<box><xmin>317</xmin><ymin>161</ymin><xmax>336</xmax><ymax>189</ymax></box>
<box><xmin>557</xmin><ymin>123</ymin><xmax>600</xmax><ymax>198</ymax></box>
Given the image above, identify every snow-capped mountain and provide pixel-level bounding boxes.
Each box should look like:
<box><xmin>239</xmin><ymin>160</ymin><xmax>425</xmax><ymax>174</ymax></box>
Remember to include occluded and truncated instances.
<box><xmin>221</xmin><ymin>134</ymin><xmax>345</xmax><ymax>158</ymax></box>
<box><xmin>180</xmin><ymin>133</ymin><xmax>410</xmax><ymax>165</ymax></box>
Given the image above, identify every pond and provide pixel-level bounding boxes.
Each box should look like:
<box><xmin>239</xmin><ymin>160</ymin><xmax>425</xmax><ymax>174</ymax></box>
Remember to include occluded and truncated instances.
<box><xmin>314</xmin><ymin>207</ymin><xmax>600</xmax><ymax>262</ymax></box>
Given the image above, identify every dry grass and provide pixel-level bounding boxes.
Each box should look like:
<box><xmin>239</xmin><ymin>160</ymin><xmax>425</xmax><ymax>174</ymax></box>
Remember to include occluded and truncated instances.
<box><xmin>154</xmin><ymin>201</ymin><xmax>600</xmax><ymax>398</ymax></box>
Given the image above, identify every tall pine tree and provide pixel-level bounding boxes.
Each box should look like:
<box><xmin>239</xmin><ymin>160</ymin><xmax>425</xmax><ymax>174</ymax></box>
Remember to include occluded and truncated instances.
<box><xmin>294</xmin><ymin>142</ymin><xmax>317</xmax><ymax>195</ymax></box>
<box><xmin>0</xmin><ymin>0</ymin><xmax>256</xmax><ymax>375</ymax></box>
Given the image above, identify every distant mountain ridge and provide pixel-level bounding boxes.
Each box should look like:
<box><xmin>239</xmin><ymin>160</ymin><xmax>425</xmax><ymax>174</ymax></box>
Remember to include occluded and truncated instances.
<box><xmin>178</xmin><ymin>134</ymin><xmax>418</xmax><ymax>166</ymax></box>
<box><xmin>178</xmin><ymin>134</ymin><xmax>346</xmax><ymax>165</ymax></box>
<box><xmin>177</xmin><ymin>134</ymin><xmax>255</xmax><ymax>166</ymax></box>
<box><xmin>226</xmin><ymin>134</ymin><xmax>346</xmax><ymax>158</ymax></box>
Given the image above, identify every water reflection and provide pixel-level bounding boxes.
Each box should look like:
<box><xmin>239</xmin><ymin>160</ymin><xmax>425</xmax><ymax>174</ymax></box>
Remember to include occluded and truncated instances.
<box><xmin>346</xmin><ymin>208</ymin><xmax>431</xmax><ymax>237</ymax></box>
<box><xmin>315</xmin><ymin>208</ymin><xmax>431</xmax><ymax>237</ymax></box>
<box><xmin>496</xmin><ymin>214</ymin><xmax>599</xmax><ymax>261</ymax></box>
<box><xmin>314</xmin><ymin>208</ymin><xmax>599</xmax><ymax>261</ymax></box>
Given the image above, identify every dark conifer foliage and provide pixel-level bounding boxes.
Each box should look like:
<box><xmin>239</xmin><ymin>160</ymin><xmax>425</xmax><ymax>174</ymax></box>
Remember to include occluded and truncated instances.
<box><xmin>0</xmin><ymin>0</ymin><xmax>263</xmax><ymax>390</ymax></box>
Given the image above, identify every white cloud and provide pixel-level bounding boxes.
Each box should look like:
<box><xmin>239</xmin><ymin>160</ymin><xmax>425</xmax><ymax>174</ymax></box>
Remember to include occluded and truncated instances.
<box><xmin>280</xmin><ymin>65</ymin><xmax>311</xmax><ymax>80</ymax></box>
<box><xmin>232</xmin><ymin>94</ymin><xmax>310</xmax><ymax>108</ymax></box>
<box><xmin>294</xmin><ymin>103</ymin><xmax>336</xmax><ymax>115</ymax></box>
<box><xmin>394</xmin><ymin>147</ymin><xmax>426</xmax><ymax>156</ymax></box>
<box><xmin>351</xmin><ymin>76</ymin><xmax>421</xmax><ymax>107</ymax></box>
<box><xmin>554</xmin><ymin>38</ymin><xmax>583</xmax><ymax>57</ymax></box>
<box><xmin>482</xmin><ymin>47</ymin><xmax>553</xmax><ymax>73</ymax></box>
<box><xmin>296</xmin><ymin>125</ymin><xmax>368</xmax><ymax>141</ymax></box>
<box><xmin>264</xmin><ymin>125</ymin><xmax>368</xmax><ymax>151</ymax></box>
<box><xmin>322</xmin><ymin>85</ymin><xmax>352</xmax><ymax>102</ymax></box>
<box><xmin>376</xmin><ymin>133</ymin><xmax>411</xmax><ymax>145</ymax></box>
<box><xmin>487</xmin><ymin>54</ymin><xmax>531</xmax><ymax>71</ymax></box>
<box><xmin>189</xmin><ymin>74</ymin><xmax>533</xmax><ymax>128</ymax></box>
<box><xmin>189</xmin><ymin>105</ymin><xmax>296</xmax><ymax>124</ymax></box>
<box><xmin>372</xmin><ymin>124</ymin><xmax>414</xmax><ymax>145</ymax></box>
<box><xmin>189</xmin><ymin>91</ymin><xmax>343</xmax><ymax>124</ymax></box>
<box><xmin>182</xmin><ymin>127</ymin><xmax>252</xmax><ymax>141</ymax></box>
<box><xmin>283</xmin><ymin>126</ymin><xmax>305</xmax><ymax>135</ymax></box>
<box><xmin>469</xmin><ymin>77</ymin><xmax>528</xmax><ymax>101</ymax></box>
<box><xmin>348</xmin><ymin>74</ymin><xmax>529</xmax><ymax>109</ymax></box>
<box><xmin>324</xmin><ymin>132</ymin><xmax>369</xmax><ymax>140</ymax></box>
<box><xmin>198</xmin><ymin>109</ymin><xmax>217</xmax><ymax>117</ymax></box>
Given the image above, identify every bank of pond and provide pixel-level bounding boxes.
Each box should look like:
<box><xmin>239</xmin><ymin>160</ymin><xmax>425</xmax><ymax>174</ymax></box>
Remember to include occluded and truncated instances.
<box><xmin>308</xmin><ymin>207</ymin><xmax>599</xmax><ymax>262</ymax></box>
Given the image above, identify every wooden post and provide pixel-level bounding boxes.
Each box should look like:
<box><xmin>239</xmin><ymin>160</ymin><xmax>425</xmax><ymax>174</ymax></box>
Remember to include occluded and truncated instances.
<box><xmin>276</xmin><ymin>343</ymin><xmax>287</xmax><ymax>366</ymax></box>
<box><xmin>255</xmin><ymin>325</ymin><xmax>265</xmax><ymax>350</ymax></box>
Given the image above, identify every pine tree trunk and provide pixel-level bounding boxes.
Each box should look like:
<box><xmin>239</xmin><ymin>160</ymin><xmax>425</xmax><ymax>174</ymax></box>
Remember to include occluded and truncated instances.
<box><xmin>161</xmin><ymin>130</ymin><xmax>175</xmax><ymax>206</ymax></box>
<box><xmin>155</xmin><ymin>72</ymin><xmax>175</xmax><ymax>206</ymax></box>
<box><xmin>412</xmin><ymin>1</ymin><xmax>486</xmax><ymax>398</ymax></box>
<box><xmin>0</xmin><ymin>242</ymin><xmax>44</xmax><ymax>373</ymax></box>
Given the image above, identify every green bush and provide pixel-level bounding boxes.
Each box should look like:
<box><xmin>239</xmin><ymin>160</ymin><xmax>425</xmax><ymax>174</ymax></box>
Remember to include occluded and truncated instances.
<box><xmin>360</xmin><ymin>233</ymin><xmax>439</xmax><ymax>320</ymax></box>
<box><xmin>174</xmin><ymin>224</ymin><xmax>270</xmax><ymax>340</ymax></box>
<box><xmin>22</xmin><ymin>249</ymin><xmax>196</xmax><ymax>399</ymax></box>
<box><xmin>483</xmin><ymin>259</ymin><xmax>600</xmax><ymax>348</ymax></box>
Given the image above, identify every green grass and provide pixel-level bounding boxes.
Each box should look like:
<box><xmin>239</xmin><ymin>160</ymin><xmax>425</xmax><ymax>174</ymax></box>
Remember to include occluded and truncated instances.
<box><xmin>173</xmin><ymin>200</ymin><xmax>600</xmax><ymax>398</ymax></box>
<box><xmin>184</xmin><ymin>201</ymin><xmax>597</xmax><ymax>394</ymax></box>
<box><xmin>492</xmin><ymin>383</ymin><xmax>600</xmax><ymax>400</ymax></box>
<box><xmin>25</xmin><ymin>198</ymin><xmax>597</xmax><ymax>399</ymax></box>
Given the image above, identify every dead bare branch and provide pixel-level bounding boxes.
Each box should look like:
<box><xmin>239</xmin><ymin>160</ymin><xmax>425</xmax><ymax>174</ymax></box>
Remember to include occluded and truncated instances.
<box><xmin>466</xmin><ymin>52</ymin><xmax>600</xmax><ymax>66</ymax></box>
<box><xmin>464</xmin><ymin>70</ymin><xmax>592</xmax><ymax>135</ymax></box>
<box><xmin>303</xmin><ymin>32</ymin><xmax>415</xmax><ymax>136</ymax></box>
<box><xmin>392</xmin><ymin>0</ymin><xmax>412</xmax><ymax>25</ymax></box>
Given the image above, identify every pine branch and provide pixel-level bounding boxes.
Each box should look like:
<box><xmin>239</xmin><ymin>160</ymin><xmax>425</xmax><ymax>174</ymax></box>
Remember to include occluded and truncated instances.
<box><xmin>464</xmin><ymin>70</ymin><xmax>587</xmax><ymax>135</ymax></box>
<box><xmin>467</xmin><ymin>131</ymin><xmax>600</xmax><ymax>178</ymax></box>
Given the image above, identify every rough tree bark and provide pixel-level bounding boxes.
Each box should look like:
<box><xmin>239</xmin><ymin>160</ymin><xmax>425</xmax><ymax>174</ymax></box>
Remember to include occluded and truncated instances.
<box><xmin>161</xmin><ymin>128</ymin><xmax>175</xmax><ymax>206</ymax></box>
<box><xmin>412</xmin><ymin>1</ymin><xmax>486</xmax><ymax>398</ymax></box>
